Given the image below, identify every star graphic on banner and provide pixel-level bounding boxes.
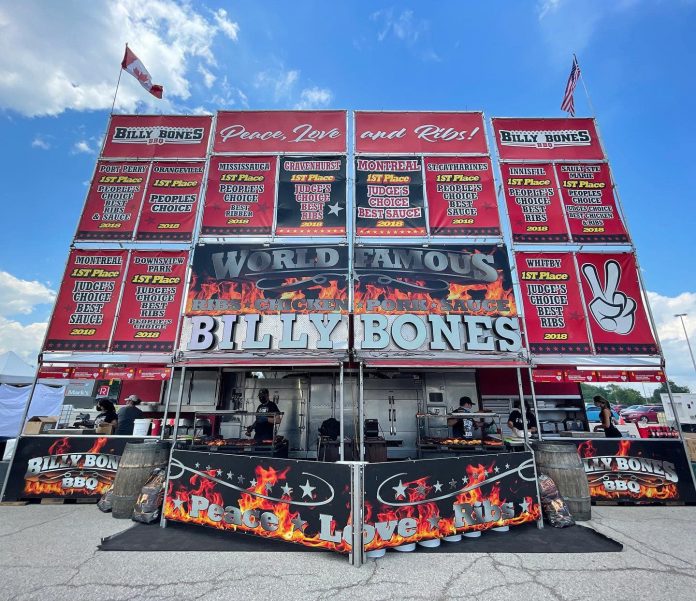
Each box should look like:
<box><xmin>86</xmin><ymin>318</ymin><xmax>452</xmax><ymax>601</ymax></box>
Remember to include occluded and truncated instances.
<box><xmin>194</xmin><ymin>463</ymin><xmax>200</xmax><ymax>469</ymax></box>
<box><xmin>415</xmin><ymin>485</ymin><xmax>427</xmax><ymax>496</ymax></box>
<box><xmin>226</xmin><ymin>471</ymin><xmax>234</xmax><ymax>480</ymax></box>
<box><xmin>505</xmin><ymin>464</ymin><xmax>510</xmax><ymax>470</ymax></box>
<box><xmin>392</xmin><ymin>480</ymin><xmax>407</xmax><ymax>499</ymax></box>
<box><xmin>205</xmin><ymin>465</ymin><xmax>212</xmax><ymax>471</ymax></box>
<box><xmin>291</xmin><ymin>515</ymin><xmax>307</xmax><ymax>532</ymax></box>
<box><xmin>300</xmin><ymin>479</ymin><xmax>316</xmax><ymax>499</ymax></box>
<box><xmin>327</xmin><ymin>202</ymin><xmax>343</xmax><ymax>216</ymax></box>
<box><xmin>427</xmin><ymin>515</ymin><xmax>441</xmax><ymax>529</ymax></box>
<box><xmin>519</xmin><ymin>499</ymin><xmax>531</xmax><ymax>513</ymax></box>
<box><xmin>216</xmin><ymin>469</ymin><xmax>222</xmax><ymax>476</ymax></box>
<box><xmin>433</xmin><ymin>481</ymin><xmax>443</xmax><ymax>492</ymax></box>
<box><xmin>281</xmin><ymin>483</ymin><xmax>293</xmax><ymax>496</ymax></box>
<box><xmin>568</xmin><ymin>310</ymin><xmax>584</xmax><ymax>322</ymax></box>
<box><xmin>449</xmin><ymin>479</ymin><xmax>458</xmax><ymax>489</ymax></box>
<box><xmin>79</xmin><ymin>471</ymin><xmax>85</xmax><ymax>477</ymax></box>
<box><xmin>265</xmin><ymin>482</ymin><xmax>273</xmax><ymax>493</ymax></box>
<box><xmin>172</xmin><ymin>497</ymin><xmax>184</xmax><ymax>511</ymax></box>
<box><xmin>483</xmin><ymin>469</ymin><xmax>489</xmax><ymax>476</ymax></box>
<box><xmin>494</xmin><ymin>466</ymin><xmax>500</xmax><ymax>474</ymax></box>
<box><xmin>250</xmin><ymin>478</ymin><xmax>258</xmax><ymax>487</ymax></box>
<box><xmin>237</xmin><ymin>474</ymin><xmax>245</xmax><ymax>485</ymax></box>
<box><xmin>462</xmin><ymin>476</ymin><xmax>469</xmax><ymax>485</ymax></box>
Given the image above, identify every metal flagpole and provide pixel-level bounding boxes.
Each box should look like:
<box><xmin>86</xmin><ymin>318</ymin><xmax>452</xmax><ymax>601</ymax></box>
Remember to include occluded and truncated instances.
<box><xmin>575</xmin><ymin>54</ymin><xmax>597</xmax><ymax>117</ymax></box>
<box><xmin>110</xmin><ymin>43</ymin><xmax>127</xmax><ymax>115</ymax></box>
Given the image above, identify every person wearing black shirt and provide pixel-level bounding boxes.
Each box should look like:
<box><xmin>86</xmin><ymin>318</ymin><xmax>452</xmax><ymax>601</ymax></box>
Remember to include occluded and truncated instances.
<box><xmin>115</xmin><ymin>395</ymin><xmax>144</xmax><ymax>435</ymax></box>
<box><xmin>507</xmin><ymin>403</ymin><xmax>537</xmax><ymax>437</ymax></box>
<box><xmin>94</xmin><ymin>400</ymin><xmax>118</xmax><ymax>431</ymax></box>
<box><xmin>448</xmin><ymin>396</ymin><xmax>476</xmax><ymax>439</ymax></box>
<box><xmin>245</xmin><ymin>388</ymin><xmax>280</xmax><ymax>441</ymax></box>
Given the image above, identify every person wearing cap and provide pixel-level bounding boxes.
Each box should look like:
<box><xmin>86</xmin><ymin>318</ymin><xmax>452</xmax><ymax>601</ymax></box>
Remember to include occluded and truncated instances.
<box><xmin>245</xmin><ymin>388</ymin><xmax>280</xmax><ymax>442</ymax></box>
<box><xmin>115</xmin><ymin>395</ymin><xmax>144</xmax><ymax>435</ymax></box>
<box><xmin>448</xmin><ymin>396</ymin><xmax>476</xmax><ymax>439</ymax></box>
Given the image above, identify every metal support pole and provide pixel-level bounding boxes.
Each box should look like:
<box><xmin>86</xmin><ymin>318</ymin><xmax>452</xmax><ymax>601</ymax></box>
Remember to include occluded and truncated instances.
<box><xmin>348</xmin><ymin>462</ymin><xmax>364</xmax><ymax>566</ymax></box>
<box><xmin>676</xmin><ymin>314</ymin><xmax>696</xmax><ymax>374</ymax></box>
<box><xmin>527</xmin><ymin>367</ymin><xmax>544</xmax><ymax>442</ymax></box>
<box><xmin>664</xmin><ymin>376</ymin><xmax>696</xmax><ymax>495</ymax></box>
<box><xmin>158</xmin><ymin>367</ymin><xmax>177</xmax><ymax>441</ymax></box>
<box><xmin>339</xmin><ymin>363</ymin><xmax>345</xmax><ymax>461</ymax></box>
<box><xmin>359</xmin><ymin>363</ymin><xmax>365</xmax><ymax>462</ymax></box>
<box><xmin>159</xmin><ymin>366</ymin><xmax>187</xmax><ymax>528</ymax></box>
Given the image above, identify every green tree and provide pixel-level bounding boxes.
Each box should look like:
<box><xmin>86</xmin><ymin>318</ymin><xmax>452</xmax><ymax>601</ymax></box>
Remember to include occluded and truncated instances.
<box><xmin>651</xmin><ymin>380</ymin><xmax>691</xmax><ymax>403</ymax></box>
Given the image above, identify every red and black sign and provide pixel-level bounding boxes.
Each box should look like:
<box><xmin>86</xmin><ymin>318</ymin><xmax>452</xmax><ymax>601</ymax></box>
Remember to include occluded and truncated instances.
<box><xmin>500</xmin><ymin>163</ymin><xmax>568</xmax><ymax>243</ymax></box>
<box><xmin>515</xmin><ymin>252</ymin><xmax>591</xmax><ymax>354</ymax></box>
<box><xmin>576</xmin><ymin>252</ymin><xmax>658</xmax><ymax>355</ymax></box>
<box><xmin>355</xmin><ymin>156</ymin><xmax>425</xmax><ymax>236</ymax></box>
<box><xmin>424</xmin><ymin>156</ymin><xmax>500</xmax><ymax>236</ymax></box>
<box><xmin>355</xmin><ymin>111</ymin><xmax>487</xmax><ymax>155</ymax></box>
<box><xmin>2</xmin><ymin>436</ymin><xmax>147</xmax><ymax>501</ymax></box>
<box><xmin>164</xmin><ymin>449</ymin><xmax>352</xmax><ymax>553</ymax></box>
<box><xmin>492</xmin><ymin>117</ymin><xmax>605</xmax><ymax>161</ymax></box>
<box><xmin>111</xmin><ymin>251</ymin><xmax>188</xmax><ymax>352</ymax></box>
<box><xmin>555</xmin><ymin>163</ymin><xmax>629</xmax><ymax>244</ymax></box>
<box><xmin>75</xmin><ymin>161</ymin><xmax>149</xmax><ymax>240</ymax></box>
<box><xmin>135</xmin><ymin>162</ymin><xmax>204</xmax><ymax>241</ymax></box>
<box><xmin>201</xmin><ymin>155</ymin><xmax>277</xmax><ymax>236</ymax></box>
<box><xmin>363</xmin><ymin>452</ymin><xmax>539</xmax><ymax>551</ymax></box>
<box><xmin>44</xmin><ymin>250</ymin><xmax>127</xmax><ymax>351</ymax></box>
<box><xmin>102</xmin><ymin>115</ymin><xmax>212</xmax><ymax>159</ymax></box>
<box><xmin>276</xmin><ymin>156</ymin><xmax>347</xmax><ymax>236</ymax></box>
<box><xmin>575</xmin><ymin>439</ymin><xmax>696</xmax><ymax>503</ymax></box>
<box><xmin>213</xmin><ymin>110</ymin><xmax>347</xmax><ymax>154</ymax></box>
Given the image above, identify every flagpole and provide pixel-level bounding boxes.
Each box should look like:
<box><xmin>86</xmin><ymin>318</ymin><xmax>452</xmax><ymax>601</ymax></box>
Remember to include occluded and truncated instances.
<box><xmin>110</xmin><ymin>42</ymin><xmax>127</xmax><ymax>115</ymax></box>
<box><xmin>575</xmin><ymin>53</ymin><xmax>597</xmax><ymax>117</ymax></box>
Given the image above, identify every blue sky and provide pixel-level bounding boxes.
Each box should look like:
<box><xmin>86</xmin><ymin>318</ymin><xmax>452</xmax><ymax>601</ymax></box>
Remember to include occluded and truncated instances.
<box><xmin>0</xmin><ymin>0</ymin><xmax>695</xmax><ymax>388</ymax></box>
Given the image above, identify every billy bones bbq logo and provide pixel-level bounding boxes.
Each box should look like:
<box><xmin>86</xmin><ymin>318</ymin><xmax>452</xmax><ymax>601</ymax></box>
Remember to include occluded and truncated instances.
<box><xmin>112</xmin><ymin>126</ymin><xmax>205</xmax><ymax>145</ymax></box>
<box><xmin>498</xmin><ymin>129</ymin><xmax>592</xmax><ymax>149</ymax></box>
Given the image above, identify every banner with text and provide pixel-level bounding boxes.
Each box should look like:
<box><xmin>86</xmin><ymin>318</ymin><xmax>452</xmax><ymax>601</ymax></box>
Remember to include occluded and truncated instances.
<box><xmin>555</xmin><ymin>162</ymin><xmax>629</xmax><ymax>244</ymax></box>
<box><xmin>213</xmin><ymin>110</ymin><xmax>347</xmax><ymax>154</ymax></box>
<box><xmin>425</xmin><ymin>156</ymin><xmax>500</xmax><ymax>236</ymax></box>
<box><xmin>44</xmin><ymin>250</ymin><xmax>127</xmax><ymax>351</ymax></box>
<box><xmin>515</xmin><ymin>252</ymin><xmax>591</xmax><ymax>354</ymax></box>
<box><xmin>354</xmin><ymin>111</ymin><xmax>487</xmax><ymax>154</ymax></box>
<box><xmin>111</xmin><ymin>251</ymin><xmax>188</xmax><ymax>352</ymax></box>
<box><xmin>276</xmin><ymin>156</ymin><xmax>347</xmax><ymax>236</ymax></box>
<box><xmin>355</xmin><ymin>156</ymin><xmax>426</xmax><ymax>236</ymax></box>
<box><xmin>500</xmin><ymin>162</ymin><xmax>569</xmax><ymax>243</ymax></box>
<box><xmin>135</xmin><ymin>161</ymin><xmax>205</xmax><ymax>241</ymax></box>
<box><xmin>201</xmin><ymin>155</ymin><xmax>277</xmax><ymax>236</ymax></box>
<box><xmin>102</xmin><ymin>115</ymin><xmax>212</xmax><ymax>159</ymax></box>
<box><xmin>491</xmin><ymin>117</ymin><xmax>604</xmax><ymax>161</ymax></box>
<box><xmin>576</xmin><ymin>252</ymin><xmax>658</xmax><ymax>355</ymax></box>
<box><xmin>75</xmin><ymin>161</ymin><xmax>148</xmax><ymax>240</ymax></box>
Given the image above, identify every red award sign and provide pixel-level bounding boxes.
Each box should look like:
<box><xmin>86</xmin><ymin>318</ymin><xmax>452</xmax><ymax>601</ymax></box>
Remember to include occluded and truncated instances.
<box><xmin>201</xmin><ymin>155</ymin><xmax>277</xmax><ymax>236</ymax></box>
<box><xmin>101</xmin><ymin>115</ymin><xmax>212</xmax><ymax>159</ymax></box>
<box><xmin>75</xmin><ymin>161</ymin><xmax>148</xmax><ymax>240</ymax></box>
<box><xmin>44</xmin><ymin>250</ymin><xmax>127</xmax><ymax>351</ymax></box>
<box><xmin>492</xmin><ymin>117</ymin><xmax>604</xmax><ymax>161</ymax></box>
<box><xmin>355</xmin><ymin>111</ymin><xmax>487</xmax><ymax>154</ymax></box>
<box><xmin>555</xmin><ymin>163</ymin><xmax>629</xmax><ymax>244</ymax></box>
<box><xmin>501</xmin><ymin>163</ymin><xmax>568</xmax><ymax>243</ymax></box>
<box><xmin>213</xmin><ymin>110</ymin><xmax>347</xmax><ymax>154</ymax></box>
<box><xmin>515</xmin><ymin>252</ymin><xmax>591</xmax><ymax>354</ymax></box>
<box><xmin>135</xmin><ymin>162</ymin><xmax>204</xmax><ymax>241</ymax></box>
<box><xmin>111</xmin><ymin>251</ymin><xmax>188</xmax><ymax>352</ymax></box>
<box><xmin>424</xmin><ymin>156</ymin><xmax>500</xmax><ymax>236</ymax></box>
<box><xmin>576</xmin><ymin>252</ymin><xmax>658</xmax><ymax>355</ymax></box>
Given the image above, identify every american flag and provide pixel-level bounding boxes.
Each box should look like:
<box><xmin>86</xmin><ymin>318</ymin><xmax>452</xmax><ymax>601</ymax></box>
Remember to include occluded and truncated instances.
<box><xmin>560</xmin><ymin>56</ymin><xmax>581</xmax><ymax>117</ymax></box>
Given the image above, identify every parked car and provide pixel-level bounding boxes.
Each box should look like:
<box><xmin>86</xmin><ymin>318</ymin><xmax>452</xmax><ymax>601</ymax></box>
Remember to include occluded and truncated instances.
<box><xmin>621</xmin><ymin>405</ymin><xmax>664</xmax><ymax>424</ymax></box>
<box><xmin>586</xmin><ymin>406</ymin><xmax>624</xmax><ymax>425</ymax></box>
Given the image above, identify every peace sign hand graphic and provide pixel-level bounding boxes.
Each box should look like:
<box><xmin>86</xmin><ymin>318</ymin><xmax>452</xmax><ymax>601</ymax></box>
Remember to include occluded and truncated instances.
<box><xmin>581</xmin><ymin>260</ymin><xmax>636</xmax><ymax>335</ymax></box>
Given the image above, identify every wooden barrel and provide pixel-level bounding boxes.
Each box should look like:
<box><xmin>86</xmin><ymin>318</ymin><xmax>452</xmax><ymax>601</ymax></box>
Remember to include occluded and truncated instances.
<box><xmin>533</xmin><ymin>441</ymin><xmax>591</xmax><ymax>521</ymax></box>
<box><xmin>111</xmin><ymin>441</ymin><xmax>170</xmax><ymax>519</ymax></box>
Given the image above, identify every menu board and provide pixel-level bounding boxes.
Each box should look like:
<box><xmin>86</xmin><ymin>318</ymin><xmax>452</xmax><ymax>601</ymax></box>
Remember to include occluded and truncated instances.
<box><xmin>135</xmin><ymin>161</ymin><xmax>204</xmax><ymax>241</ymax></box>
<box><xmin>43</xmin><ymin>250</ymin><xmax>127</xmax><ymax>351</ymax></box>
<box><xmin>276</xmin><ymin>156</ymin><xmax>347</xmax><ymax>236</ymax></box>
<box><xmin>515</xmin><ymin>252</ymin><xmax>591</xmax><ymax>354</ymax></box>
<box><xmin>424</xmin><ymin>156</ymin><xmax>500</xmax><ymax>236</ymax></box>
<box><xmin>75</xmin><ymin>161</ymin><xmax>148</xmax><ymax>240</ymax></box>
<box><xmin>555</xmin><ymin>163</ymin><xmax>629</xmax><ymax>244</ymax></box>
<box><xmin>111</xmin><ymin>251</ymin><xmax>188</xmax><ymax>352</ymax></box>
<box><xmin>355</xmin><ymin>156</ymin><xmax>426</xmax><ymax>236</ymax></box>
<box><xmin>500</xmin><ymin>163</ymin><xmax>568</xmax><ymax>243</ymax></box>
<box><xmin>201</xmin><ymin>156</ymin><xmax>277</xmax><ymax>236</ymax></box>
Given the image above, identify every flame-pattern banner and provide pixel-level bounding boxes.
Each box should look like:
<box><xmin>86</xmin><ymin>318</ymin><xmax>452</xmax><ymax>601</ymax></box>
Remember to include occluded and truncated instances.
<box><xmin>2</xmin><ymin>436</ymin><xmax>147</xmax><ymax>501</ymax></box>
<box><xmin>574</xmin><ymin>439</ymin><xmax>696</xmax><ymax>503</ymax></box>
<box><xmin>362</xmin><ymin>452</ymin><xmax>539</xmax><ymax>550</ymax></box>
<box><xmin>164</xmin><ymin>450</ymin><xmax>353</xmax><ymax>553</ymax></box>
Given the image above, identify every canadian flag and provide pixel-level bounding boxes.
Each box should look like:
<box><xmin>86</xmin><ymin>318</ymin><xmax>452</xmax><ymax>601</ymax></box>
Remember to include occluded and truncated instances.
<box><xmin>121</xmin><ymin>46</ymin><xmax>163</xmax><ymax>99</ymax></box>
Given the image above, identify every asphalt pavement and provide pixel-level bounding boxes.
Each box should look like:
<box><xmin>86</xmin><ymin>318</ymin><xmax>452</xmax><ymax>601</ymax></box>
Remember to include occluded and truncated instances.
<box><xmin>0</xmin><ymin>504</ymin><xmax>695</xmax><ymax>601</ymax></box>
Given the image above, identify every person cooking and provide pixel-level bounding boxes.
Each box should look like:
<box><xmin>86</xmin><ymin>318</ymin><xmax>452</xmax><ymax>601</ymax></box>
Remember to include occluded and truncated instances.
<box><xmin>448</xmin><ymin>396</ymin><xmax>476</xmax><ymax>439</ymax></box>
<box><xmin>594</xmin><ymin>395</ymin><xmax>622</xmax><ymax>438</ymax></box>
<box><xmin>507</xmin><ymin>402</ymin><xmax>537</xmax><ymax>438</ymax></box>
<box><xmin>245</xmin><ymin>388</ymin><xmax>280</xmax><ymax>441</ymax></box>
<box><xmin>115</xmin><ymin>395</ymin><xmax>144</xmax><ymax>435</ymax></box>
<box><xmin>94</xmin><ymin>400</ymin><xmax>118</xmax><ymax>431</ymax></box>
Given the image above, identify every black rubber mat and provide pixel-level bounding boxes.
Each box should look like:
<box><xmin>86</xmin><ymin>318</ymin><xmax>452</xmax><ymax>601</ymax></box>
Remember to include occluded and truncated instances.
<box><xmin>99</xmin><ymin>520</ymin><xmax>622</xmax><ymax>553</ymax></box>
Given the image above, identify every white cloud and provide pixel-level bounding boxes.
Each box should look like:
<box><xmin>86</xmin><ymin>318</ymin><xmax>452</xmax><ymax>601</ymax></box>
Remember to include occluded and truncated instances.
<box><xmin>198</xmin><ymin>65</ymin><xmax>216</xmax><ymax>89</ymax></box>
<box><xmin>254</xmin><ymin>69</ymin><xmax>299</xmax><ymax>101</ymax></box>
<box><xmin>294</xmin><ymin>87</ymin><xmax>333</xmax><ymax>110</ymax></box>
<box><xmin>0</xmin><ymin>0</ymin><xmax>239</xmax><ymax>116</ymax></box>
<box><xmin>647</xmin><ymin>290</ymin><xmax>696</xmax><ymax>391</ymax></box>
<box><xmin>372</xmin><ymin>9</ymin><xmax>421</xmax><ymax>44</ymax></box>
<box><xmin>31</xmin><ymin>136</ymin><xmax>50</xmax><ymax>150</ymax></box>
<box><xmin>0</xmin><ymin>271</ymin><xmax>55</xmax><ymax>316</ymax></box>
<box><xmin>0</xmin><ymin>317</ymin><xmax>47</xmax><ymax>364</ymax></box>
<box><xmin>72</xmin><ymin>140</ymin><xmax>95</xmax><ymax>154</ymax></box>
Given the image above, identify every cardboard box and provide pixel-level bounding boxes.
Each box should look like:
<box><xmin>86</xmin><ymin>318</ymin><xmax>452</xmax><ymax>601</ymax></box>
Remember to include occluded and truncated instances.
<box><xmin>23</xmin><ymin>416</ymin><xmax>58</xmax><ymax>434</ymax></box>
<box><xmin>95</xmin><ymin>423</ymin><xmax>115</xmax><ymax>435</ymax></box>
<box><xmin>683</xmin><ymin>435</ymin><xmax>696</xmax><ymax>462</ymax></box>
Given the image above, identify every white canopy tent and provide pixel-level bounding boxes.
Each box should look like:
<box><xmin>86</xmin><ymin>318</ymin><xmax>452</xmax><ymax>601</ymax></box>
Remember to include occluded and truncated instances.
<box><xmin>0</xmin><ymin>352</ymin><xmax>34</xmax><ymax>385</ymax></box>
